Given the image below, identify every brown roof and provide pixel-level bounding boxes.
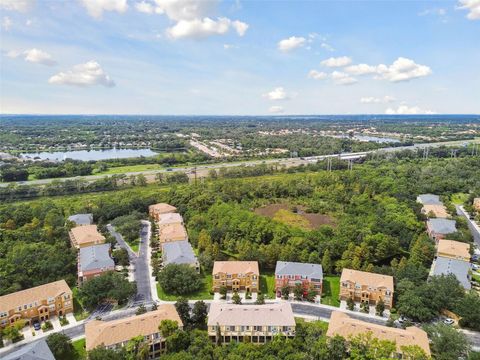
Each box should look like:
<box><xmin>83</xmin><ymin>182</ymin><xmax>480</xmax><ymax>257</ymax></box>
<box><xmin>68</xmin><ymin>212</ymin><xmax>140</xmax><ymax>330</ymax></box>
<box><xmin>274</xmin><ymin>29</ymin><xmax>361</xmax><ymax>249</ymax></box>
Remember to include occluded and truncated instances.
<box><xmin>85</xmin><ymin>305</ymin><xmax>182</xmax><ymax>351</ymax></box>
<box><xmin>0</xmin><ymin>280</ymin><xmax>72</xmax><ymax>313</ymax></box>
<box><xmin>212</xmin><ymin>261</ymin><xmax>259</xmax><ymax>275</ymax></box>
<box><xmin>70</xmin><ymin>225</ymin><xmax>105</xmax><ymax>246</ymax></box>
<box><xmin>327</xmin><ymin>311</ymin><xmax>430</xmax><ymax>356</ymax></box>
<box><xmin>207</xmin><ymin>303</ymin><xmax>295</xmax><ymax>327</ymax></box>
<box><xmin>474</xmin><ymin>198</ymin><xmax>480</xmax><ymax>211</ymax></box>
<box><xmin>340</xmin><ymin>269</ymin><xmax>394</xmax><ymax>291</ymax></box>
<box><xmin>158</xmin><ymin>213</ymin><xmax>183</xmax><ymax>227</ymax></box>
<box><xmin>422</xmin><ymin>204</ymin><xmax>449</xmax><ymax>218</ymax></box>
<box><xmin>437</xmin><ymin>239</ymin><xmax>470</xmax><ymax>261</ymax></box>
<box><xmin>159</xmin><ymin>223</ymin><xmax>188</xmax><ymax>243</ymax></box>
<box><xmin>149</xmin><ymin>203</ymin><xmax>177</xmax><ymax>215</ymax></box>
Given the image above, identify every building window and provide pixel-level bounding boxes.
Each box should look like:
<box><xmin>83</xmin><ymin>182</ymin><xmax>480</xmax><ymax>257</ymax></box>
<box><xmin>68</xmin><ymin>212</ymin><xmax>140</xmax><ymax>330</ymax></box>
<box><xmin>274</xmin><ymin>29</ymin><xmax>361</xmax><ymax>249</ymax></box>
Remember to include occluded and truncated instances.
<box><xmin>229</xmin><ymin>326</ymin><xmax>235</xmax><ymax>331</ymax></box>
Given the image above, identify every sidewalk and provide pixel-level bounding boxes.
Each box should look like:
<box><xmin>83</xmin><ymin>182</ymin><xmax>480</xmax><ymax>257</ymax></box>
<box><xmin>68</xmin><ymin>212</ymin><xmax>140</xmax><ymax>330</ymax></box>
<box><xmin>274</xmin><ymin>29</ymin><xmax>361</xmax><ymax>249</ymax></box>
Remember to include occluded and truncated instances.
<box><xmin>142</xmin><ymin>219</ymin><xmax>159</xmax><ymax>303</ymax></box>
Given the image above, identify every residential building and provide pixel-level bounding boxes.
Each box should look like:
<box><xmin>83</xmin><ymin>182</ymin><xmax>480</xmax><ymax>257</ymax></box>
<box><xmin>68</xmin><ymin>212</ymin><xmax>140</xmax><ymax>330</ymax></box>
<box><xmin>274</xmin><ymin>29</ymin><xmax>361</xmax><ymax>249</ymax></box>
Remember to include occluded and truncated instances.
<box><xmin>161</xmin><ymin>240</ymin><xmax>199</xmax><ymax>272</ymax></box>
<box><xmin>327</xmin><ymin>311</ymin><xmax>431</xmax><ymax>358</ymax></box>
<box><xmin>69</xmin><ymin>224</ymin><xmax>106</xmax><ymax>249</ymax></box>
<box><xmin>159</xmin><ymin>223</ymin><xmax>188</xmax><ymax>243</ymax></box>
<box><xmin>212</xmin><ymin>261</ymin><xmax>259</xmax><ymax>293</ymax></box>
<box><xmin>207</xmin><ymin>303</ymin><xmax>296</xmax><ymax>344</ymax></box>
<box><xmin>430</xmin><ymin>256</ymin><xmax>471</xmax><ymax>290</ymax></box>
<box><xmin>427</xmin><ymin>218</ymin><xmax>458</xmax><ymax>241</ymax></box>
<box><xmin>340</xmin><ymin>269</ymin><xmax>394</xmax><ymax>308</ymax></box>
<box><xmin>416</xmin><ymin>194</ymin><xmax>442</xmax><ymax>205</ymax></box>
<box><xmin>274</xmin><ymin>261</ymin><xmax>323</xmax><ymax>298</ymax></box>
<box><xmin>421</xmin><ymin>204</ymin><xmax>449</xmax><ymax>218</ymax></box>
<box><xmin>78</xmin><ymin>243</ymin><xmax>115</xmax><ymax>285</ymax></box>
<box><xmin>85</xmin><ymin>305</ymin><xmax>182</xmax><ymax>358</ymax></box>
<box><xmin>149</xmin><ymin>203</ymin><xmax>177</xmax><ymax>221</ymax></box>
<box><xmin>0</xmin><ymin>280</ymin><xmax>73</xmax><ymax>328</ymax></box>
<box><xmin>474</xmin><ymin>198</ymin><xmax>480</xmax><ymax>212</ymax></box>
<box><xmin>3</xmin><ymin>339</ymin><xmax>55</xmax><ymax>360</ymax></box>
<box><xmin>67</xmin><ymin>213</ymin><xmax>93</xmax><ymax>226</ymax></box>
<box><xmin>158</xmin><ymin>212</ymin><xmax>183</xmax><ymax>229</ymax></box>
<box><xmin>436</xmin><ymin>239</ymin><xmax>471</xmax><ymax>262</ymax></box>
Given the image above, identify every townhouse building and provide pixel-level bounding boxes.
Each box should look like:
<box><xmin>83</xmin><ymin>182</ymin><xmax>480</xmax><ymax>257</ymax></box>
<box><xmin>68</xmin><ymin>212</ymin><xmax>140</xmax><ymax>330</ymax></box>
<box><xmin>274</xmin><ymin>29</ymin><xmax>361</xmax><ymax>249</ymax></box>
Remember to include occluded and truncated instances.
<box><xmin>85</xmin><ymin>305</ymin><xmax>182</xmax><ymax>358</ymax></box>
<box><xmin>67</xmin><ymin>213</ymin><xmax>93</xmax><ymax>226</ymax></box>
<box><xmin>158</xmin><ymin>223</ymin><xmax>188</xmax><ymax>244</ymax></box>
<box><xmin>430</xmin><ymin>256</ymin><xmax>471</xmax><ymax>290</ymax></box>
<box><xmin>78</xmin><ymin>243</ymin><xmax>115</xmax><ymax>285</ymax></box>
<box><xmin>3</xmin><ymin>339</ymin><xmax>55</xmax><ymax>360</ymax></box>
<box><xmin>421</xmin><ymin>204</ymin><xmax>449</xmax><ymax>218</ymax></box>
<box><xmin>0</xmin><ymin>280</ymin><xmax>73</xmax><ymax>328</ymax></box>
<box><xmin>436</xmin><ymin>239</ymin><xmax>471</xmax><ymax>262</ymax></box>
<box><xmin>149</xmin><ymin>203</ymin><xmax>177</xmax><ymax>221</ymax></box>
<box><xmin>416</xmin><ymin>194</ymin><xmax>442</xmax><ymax>205</ymax></box>
<box><xmin>207</xmin><ymin>303</ymin><xmax>296</xmax><ymax>344</ymax></box>
<box><xmin>158</xmin><ymin>212</ymin><xmax>183</xmax><ymax>230</ymax></box>
<box><xmin>340</xmin><ymin>269</ymin><xmax>394</xmax><ymax>308</ymax></box>
<box><xmin>212</xmin><ymin>261</ymin><xmax>259</xmax><ymax>293</ymax></box>
<box><xmin>327</xmin><ymin>311</ymin><xmax>431</xmax><ymax>358</ymax></box>
<box><xmin>426</xmin><ymin>218</ymin><xmax>457</xmax><ymax>242</ymax></box>
<box><xmin>161</xmin><ymin>240</ymin><xmax>199</xmax><ymax>272</ymax></box>
<box><xmin>69</xmin><ymin>224</ymin><xmax>106</xmax><ymax>249</ymax></box>
<box><xmin>274</xmin><ymin>261</ymin><xmax>323</xmax><ymax>298</ymax></box>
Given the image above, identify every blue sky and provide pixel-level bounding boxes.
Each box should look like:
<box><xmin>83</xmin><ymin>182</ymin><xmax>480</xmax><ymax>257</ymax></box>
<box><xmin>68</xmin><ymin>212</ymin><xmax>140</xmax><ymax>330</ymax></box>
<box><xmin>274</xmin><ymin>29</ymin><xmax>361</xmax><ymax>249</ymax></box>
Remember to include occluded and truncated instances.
<box><xmin>1</xmin><ymin>0</ymin><xmax>479</xmax><ymax>115</ymax></box>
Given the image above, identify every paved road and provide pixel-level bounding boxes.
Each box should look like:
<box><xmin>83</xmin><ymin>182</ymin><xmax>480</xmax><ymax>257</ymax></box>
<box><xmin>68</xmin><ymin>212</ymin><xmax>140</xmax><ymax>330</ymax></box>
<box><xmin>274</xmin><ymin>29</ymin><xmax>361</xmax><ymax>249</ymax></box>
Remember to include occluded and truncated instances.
<box><xmin>2</xmin><ymin>138</ymin><xmax>478</xmax><ymax>188</ymax></box>
<box><xmin>107</xmin><ymin>223</ymin><xmax>152</xmax><ymax>306</ymax></box>
<box><xmin>456</xmin><ymin>205</ymin><xmax>480</xmax><ymax>247</ymax></box>
<box><xmin>291</xmin><ymin>303</ymin><xmax>387</xmax><ymax>325</ymax></box>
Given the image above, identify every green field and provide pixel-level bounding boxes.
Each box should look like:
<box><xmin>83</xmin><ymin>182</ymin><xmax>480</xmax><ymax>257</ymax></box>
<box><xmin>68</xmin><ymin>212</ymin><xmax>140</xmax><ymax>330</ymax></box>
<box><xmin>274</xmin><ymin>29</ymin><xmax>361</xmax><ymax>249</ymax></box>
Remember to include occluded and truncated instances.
<box><xmin>72</xmin><ymin>338</ymin><xmax>86</xmax><ymax>360</ymax></box>
<box><xmin>260</xmin><ymin>271</ymin><xmax>276</xmax><ymax>299</ymax></box>
<box><xmin>451</xmin><ymin>193</ymin><xmax>469</xmax><ymax>205</ymax></box>
<box><xmin>95</xmin><ymin>163</ymin><xmax>165</xmax><ymax>175</ymax></box>
<box><xmin>157</xmin><ymin>274</ymin><xmax>213</xmax><ymax>301</ymax></box>
<box><xmin>321</xmin><ymin>276</ymin><xmax>340</xmax><ymax>307</ymax></box>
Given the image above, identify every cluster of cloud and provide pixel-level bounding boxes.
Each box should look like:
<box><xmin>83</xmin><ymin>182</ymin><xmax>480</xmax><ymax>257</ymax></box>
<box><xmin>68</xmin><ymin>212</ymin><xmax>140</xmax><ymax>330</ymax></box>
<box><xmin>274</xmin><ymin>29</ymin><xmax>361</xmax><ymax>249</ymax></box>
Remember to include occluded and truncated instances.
<box><xmin>49</xmin><ymin>61</ymin><xmax>115</xmax><ymax>87</ymax></box>
<box><xmin>360</xmin><ymin>96</ymin><xmax>395</xmax><ymax>104</ymax></box>
<box><xmin>79</xmin><ymin>0</ymin><xmax>128</xmax><ymax>18</ymax></box>
<box><xmin>6</xmin><ymin>48</ymin><xmax>57</xmax><ymax>66</ymax></box>
<box><xmin>278</xmin><ymin>36</ymin><xmax>306</xmax><ymax>52</ymax></box>
<box><xmin>2</xmin><ymin>15</ymin><xmax>12</xmax><ymax>31</ymax></box>
<box><xmin>385</xmin><ymin>104</ymin><xmax>436</xmax><ymax>114</ymax></box>
<box><xmin>263</xmin><ymin>87</ymin><xmax>289</xmax><ymax>101</ymax></box>
<box><xmin>133</xmin><ymin>0</ymin><xmax>248</xmax><ymax>39</ymax></box>
<box><xmin>0</xmin><ymin>0</ymin><xmax>35</xmax><ymax>12</ymax></box>
<box><xmin>457</xmin><ymin>0</ymin><xmax>480</xmax><ymax>20</ymax></box>
<box><xmin>308</xmin><ymin>56</ymin><xmax>432</xmax><ymax>86</ymax></box>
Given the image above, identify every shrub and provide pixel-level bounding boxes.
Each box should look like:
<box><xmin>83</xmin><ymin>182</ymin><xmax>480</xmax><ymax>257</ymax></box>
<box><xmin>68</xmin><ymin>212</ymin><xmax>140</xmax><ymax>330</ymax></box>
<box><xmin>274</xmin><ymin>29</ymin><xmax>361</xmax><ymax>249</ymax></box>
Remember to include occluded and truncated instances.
<box><xmin>158</xmin><ymin>264</ymin><xmax>201</xmax><ymax>296</ymax></box>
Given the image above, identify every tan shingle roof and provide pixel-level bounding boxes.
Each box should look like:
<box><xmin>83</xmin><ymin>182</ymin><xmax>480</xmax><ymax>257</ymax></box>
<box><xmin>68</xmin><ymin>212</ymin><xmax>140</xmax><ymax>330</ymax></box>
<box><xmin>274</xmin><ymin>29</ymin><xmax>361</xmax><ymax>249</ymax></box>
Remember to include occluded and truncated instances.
<box><xmin>327</xmin><ymin>311</ymin><xmax>431</xmax><ymax>356</ymax></box>
<box><xmin>159</xmin><ymin>223</ymin><xmax>188</xmax><ymax>243</ymax></box>
<box><xmin>85</xmin><ymin>305</ymin><xmax>182</xmax><ymax>351</ymax></box>
<box><xmin>437</xmin><ymin>239</ymin><xmax>470</xmax><ymax>260</ymax></box>
<box><xmin>340</xmin><ymin>269</ymin><xmax>394</xmax><ymax>291</ymax></box>
<box><xmin>474</xmin><ymin>198</ymin><xmax>480</xmax><ymax>211</ymax></box>
<box><xmin>70</xmin><ymin>225</ymin><xmax>105</xmax><ymax>246</ymax></box>
<box><xmin>158</xmin><ymin>213</ymin><xmax>183</xmax><ymax>227</ymax></box>
<box><xmin>0</xmin><ymin>280</ymin><xmax>72</xmax><ymax>313</ymax></box>
<box><xmin>212</xmin><ymin>261</ymin><xmax>259</xmax><ymax>275</ymax></box>
<box><xmin>422</xmin><ymin>204</ymin><xmax>449</xmax><ymax>218</ymax></box>
<box><xmin>149</xmin><ymin>203</ymin><xmax>177</xmax><ymax>215</ymax></box>
<box><xmin>207</xmin><ymin>303</ymin><xmax>295</xmax><ymax>327</ymax></box>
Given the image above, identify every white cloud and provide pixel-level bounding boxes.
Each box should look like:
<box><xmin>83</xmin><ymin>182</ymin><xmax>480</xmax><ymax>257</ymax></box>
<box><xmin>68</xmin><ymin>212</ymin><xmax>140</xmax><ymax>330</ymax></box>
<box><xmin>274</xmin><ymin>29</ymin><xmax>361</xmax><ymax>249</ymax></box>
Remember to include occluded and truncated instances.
<box><xmin>331</xmin><ymin>71</ymin><xmax>357</xmax><ymax>85</ymax></box>
<box><xmin>344</xmin><ymin>63</ymin><xmax>378</xmax><ymax>75</ymax></box>
<box><xmin>269</xmin><ymin>105</ymin><xmax>284</xmax><ymax>114</ymax></box>
<box><xmin>152</xmin><ymin>0</ymin><xmax>216</xmax><ymax>21</ymax></box>
<box><xmin>277</xmin><ymin>36</ymin><xmax>306</xmax><ymax>52</ymax></box>
<box><xmin>49</xmin><ymin>61</ymin><xmax>115</xmax><ymax>87</ymax></box>
<box><xmin>5</xmin><ymin>49</ymin><xmax>21</xmax><ymax>58</ymax></box>
<box><xmin>320</xmin><ymin>42</ymin><xmax>335</xmax><ymax>52</ymax></box>
<box><xmin>308</xmin><ymin>70</ymin><xmax>328</xmax><ymax>80</ymax></box>
<box><xmin>320</xmin><ymin>56</ymin><xmax>352</xmax><ymax>67</ymax></box>
<box><xmin>166</xmin><ymin>17</ymin><xmax>247</xmax><ymax>39</ymax></box>
<box><xmin>0</xmin><ymin>0</ymin><xmax>35</xmax><ymax>12</ymax></box>
<box><xmin>385</xmin><ymin>104</ymin><xmax>436</xmax><ymax>114</ymax></box>
<box><xmin>375</xmin><ymin>57</ymin><xmax>432</xmax><ymax>82</ymax></box>
<box><xmin>135</xmin><ymin>1</ymin><xmax>154</xmax><ymax>13</ymax></box>
<box><xmin>263</xmin><ymin>87</ymin><xmax>289</xmax><ymax>101</ymax></box>
<box><xmin>223</xmin><ymin>44</ymin><xmax>238</xmax><ymax>49</ymax></box>
<box><xmin>24</xmin><ymin>48</ymin><xmax>56</xmax><ymax>66</ymax></box>
<box><xmin>2</xmin><ymin>16</ymin><xmax>12</xmax><ymax>31</ymax></box>
<box><xmin>79</xmin><ymin>0</ymin><xmax>128</xmax><ymax>18</ymax></box>
<box><xmin>360</xmin><ymin>96</ymin><xmax>395</xmax><ymax>104</ymax></box>
<box><xmin>458</xmin><ymin>0</ymin><xmax>480</xmax><ymax>20</ymax></box>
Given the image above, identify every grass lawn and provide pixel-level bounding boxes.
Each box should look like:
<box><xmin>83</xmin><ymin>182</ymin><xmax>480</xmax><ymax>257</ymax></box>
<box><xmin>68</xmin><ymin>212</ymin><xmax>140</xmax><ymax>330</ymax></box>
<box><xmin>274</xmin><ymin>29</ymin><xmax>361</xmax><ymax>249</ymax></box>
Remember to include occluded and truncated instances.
<box><xmin>127</xmin><ymin>238</ymin><xmax>140</xmax><ymax>253</ymax></box>
<box><xmin>95</xmin><ymin>163</ymin><xmax>165</xmax><ymax>175</ymax></box>
<box><xmin>260</xmin><ymin>271</ymin><xmax>276</xmax><ymax>299</ymax></box>
<box><xmin>451</xmin><ymin>193</ymin><xmax>469</xmax><ymax>205</ymax></box>
<box><xmin>273</xmin><ymin>209</ymin><xmax>311</xmax><ymax>229</ymax></box>
<box><xmin>157</xmin><ymin>274</ymin><xmax>213</xmax><ymax>301</ymax></box>
<box><xmin>72</xmin><ymin>287</ymin><xmax>89</xmax><ymax>321</ymax></box>
<box><xmin>321</xmin><ymin>276</ymin><xmax>340</xmax><ymax>307</ymax></box>
<box><xmin>72</xmin><ymin>338</ymin><xmax>86</xmax><ymax>360</ymax></box>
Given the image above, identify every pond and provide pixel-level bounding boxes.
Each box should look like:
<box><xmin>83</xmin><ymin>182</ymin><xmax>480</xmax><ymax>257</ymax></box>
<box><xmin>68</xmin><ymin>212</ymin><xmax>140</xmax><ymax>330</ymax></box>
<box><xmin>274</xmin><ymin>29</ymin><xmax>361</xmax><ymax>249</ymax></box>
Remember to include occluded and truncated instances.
<box><xmin>21</xmin><ymin>148</ymin><xmax>159</xmax><ymax>162</ymax></box>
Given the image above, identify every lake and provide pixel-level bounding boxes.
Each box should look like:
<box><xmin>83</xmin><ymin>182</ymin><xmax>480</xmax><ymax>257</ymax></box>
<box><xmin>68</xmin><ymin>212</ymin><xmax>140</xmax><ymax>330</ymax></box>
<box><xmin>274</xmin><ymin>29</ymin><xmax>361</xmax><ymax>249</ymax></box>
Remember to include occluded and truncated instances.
<box><xmin>21</xmin><ymin>148</ymin><xmax>159</xmax><ymax>162</ymax></box>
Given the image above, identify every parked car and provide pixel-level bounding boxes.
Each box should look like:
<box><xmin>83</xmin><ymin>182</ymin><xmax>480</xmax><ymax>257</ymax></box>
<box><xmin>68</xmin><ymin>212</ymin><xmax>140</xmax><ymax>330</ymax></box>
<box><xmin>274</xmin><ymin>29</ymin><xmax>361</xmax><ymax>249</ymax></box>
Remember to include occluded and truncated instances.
<box><xmin>443</xmin><ymin>318</ymin><xmax>454</xmax><ymax>325</ymax></box>
<box><xmin>33</xmin><ymin>321</ymin><xmax>41</xmax><ymax>331</ymax></box>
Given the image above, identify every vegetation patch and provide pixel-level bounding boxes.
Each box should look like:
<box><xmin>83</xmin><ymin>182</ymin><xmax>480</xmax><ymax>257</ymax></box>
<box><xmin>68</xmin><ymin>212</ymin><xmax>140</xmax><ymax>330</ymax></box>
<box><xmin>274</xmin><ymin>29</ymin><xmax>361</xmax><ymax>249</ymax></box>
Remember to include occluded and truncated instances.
<box><xmin>157</xmin><ymin>274</ymin><xmax>213</xmax><ymax>301</ymax></box>
<box><xmin>321</xmin><ymin>276</ymin><xmax>341</xmax><ymax>307</ymax></box>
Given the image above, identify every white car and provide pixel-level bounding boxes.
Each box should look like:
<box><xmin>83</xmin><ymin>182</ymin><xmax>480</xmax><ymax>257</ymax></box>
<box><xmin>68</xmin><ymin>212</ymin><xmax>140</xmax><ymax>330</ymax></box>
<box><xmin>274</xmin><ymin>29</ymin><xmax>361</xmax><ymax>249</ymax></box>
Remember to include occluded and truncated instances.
<box><xmin>443</xmin><ymin>318</ymin><xmax>454</xmax><ymax>325</ymax></box>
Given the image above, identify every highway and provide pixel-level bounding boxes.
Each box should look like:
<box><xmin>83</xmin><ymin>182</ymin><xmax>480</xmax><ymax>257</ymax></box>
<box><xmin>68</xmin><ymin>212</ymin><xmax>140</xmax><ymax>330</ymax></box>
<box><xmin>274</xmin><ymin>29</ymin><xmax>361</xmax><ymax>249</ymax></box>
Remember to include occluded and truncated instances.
<box><xmin>1</xmin><ymin>138</ymin><xmax>478</xmax><ymax>188</ymax></box>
